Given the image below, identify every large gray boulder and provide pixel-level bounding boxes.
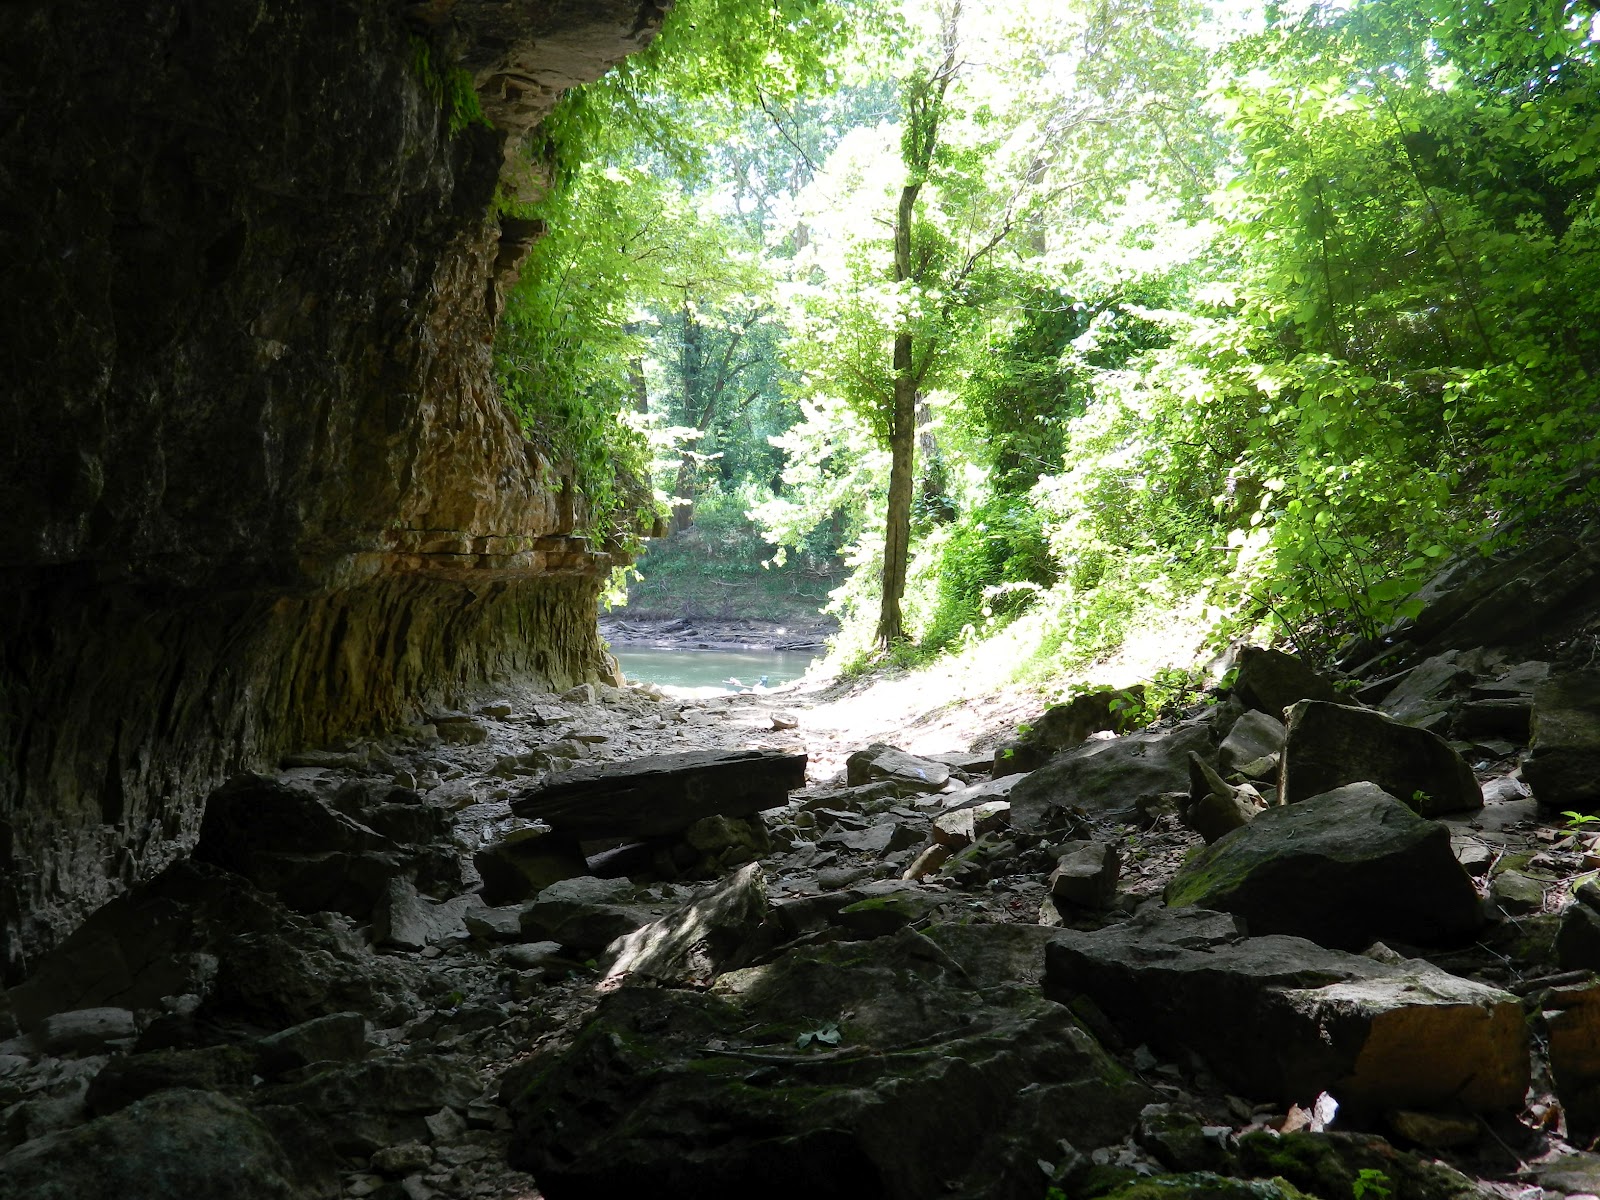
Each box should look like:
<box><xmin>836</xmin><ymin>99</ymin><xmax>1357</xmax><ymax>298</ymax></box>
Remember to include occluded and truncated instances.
<box><xmin>519</xmin><ymin>876</ymin><xmax>657</xmax><ymax>952</ymax></box>
<box><xmin>1217</xmin><ymin>709</ymin><xmax>1286</xmax><ymax>777</ymax></box>
<box><xmin>512</xmin><ymin>748</ymin><xmax>807</xmax><ymax>838</ymax></box>
<box><xmin>504</xmin><ymin>924</ymin><xmax>1153</xmax><ymax>1200</ymax></box>
<box><xmin>4</xmin><ymin>863</ymin><xmax>413</xmax><ymax>1034</ymax></box>
<box><xmin>1009</xmin><ymin>720</ymin><xmax>1213</xmax><ymax>831</ymax></box>
<box><xmin>1375</xmin><ymin>653</ymin><xmax>1472</xmax><ymax>729</ymax></box>
<box><xmin>472</xmin><ymin>820</ymin><xmax>587</xmax><ymax>905</ymax></box>
<box><xmin>1280</xmin><ymin>701</ymin><xmax>1481</xmax><ymax>816</ymax></box>
<box><xmin>1231</xmin><ymin>646</ymin><xmax>1339</xmax><ymax>716</ymax></box>
<box><xmin>192</xmin><ymin>774</ymin><xmax>418</xmax><ymax>918</ymax></box>
<box><xmin>0</xmin><ymin>1089</ymin><xmax>300</xmax><ymax>1200</ymax></box>
<box><xmin>845</xmin><ymin>743</ymin><xmax>952</xmax><ymax>793</ymax></box>
<box><xmin>250</xmin><ymin>1054</ymin><xmax>482</xmax><ymax>1169</ymax></box>
<box><xmin>602</xmin><ymin>863</ymin><xmax>771</xmax><ymax>986</ymax></box>
<box><xmin>1545</xmin><ymin>978</ymin><xmax>1600</xmax><ymax>1139</ymax></box>
<box><xmin>1165</xmin><ymin>783</ymin><xmax>1483</xmax><ymax>950</ymax></box>
<box><xmin>1522</xmin><ymin>671</ymin><xmax>1600</xmax><ymax>810</ymax></box>
<box><xmin>1045</xmin><ymin>908</ymin><xmax>1526</xmax><ymax>1113</ymax></box>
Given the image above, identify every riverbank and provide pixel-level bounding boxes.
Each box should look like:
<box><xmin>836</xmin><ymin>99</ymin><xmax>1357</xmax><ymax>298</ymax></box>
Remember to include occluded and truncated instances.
<box><xmin>599</xmin><ymin>614</ymin><xmax>835</xmax><ymax>653</ymax></box>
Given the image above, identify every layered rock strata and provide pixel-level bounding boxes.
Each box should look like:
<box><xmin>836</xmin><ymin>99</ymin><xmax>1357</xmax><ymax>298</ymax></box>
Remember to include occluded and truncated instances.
<box><xmin>0</xmin><ymin>0</ymin><xmax>665</xmax><ymax>977</ymax></box>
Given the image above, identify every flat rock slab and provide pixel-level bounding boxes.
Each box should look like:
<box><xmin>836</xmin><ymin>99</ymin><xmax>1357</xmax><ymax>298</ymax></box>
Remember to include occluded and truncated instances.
<box><xmin>1281</xmin><ymin>701</ymin><xmax>1481</xmax><ymax>816</ymax></box>
<box><xmin>512</xmin><ymin>748</ymin><xmax>808</xmax><ymax>839</ymax></box>
<box><xmin>1045</xmin><ymin>908</ymin><xmax>1526</xmax><ymax>1113</ymax></box>
<box><xmin>1165</xmin><ymin>782</ymin><xmax>1483</xmax><ymax>950</ymax></box>
<box><xmin>503</xmin><ymin>923</ymin><xmax>1153</xmax><ymax>1200</ymax></box>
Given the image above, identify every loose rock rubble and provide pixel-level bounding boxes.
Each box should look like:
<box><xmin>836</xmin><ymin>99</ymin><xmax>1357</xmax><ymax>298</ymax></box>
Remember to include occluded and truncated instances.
<box><xmin>6</xmin><ymin>530</ymin><xmax>1600</xmax><ymax>1199</ymax></box>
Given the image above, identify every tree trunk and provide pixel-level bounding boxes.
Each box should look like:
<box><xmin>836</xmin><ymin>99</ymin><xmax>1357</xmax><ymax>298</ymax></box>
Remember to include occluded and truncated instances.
<box><xmin>874</xmin><ymin>6</ymin><xmax>958</xmax><ymax>648</ymax></box>
<box><xmin>877</xmin><ymin>340</ymin><xmax>917</xmax><ymax>645</ymax></box>
<box><xmin>876</xmin><ymin>178</ymin><xmax>922</xmax><ymax>647</ymax></box>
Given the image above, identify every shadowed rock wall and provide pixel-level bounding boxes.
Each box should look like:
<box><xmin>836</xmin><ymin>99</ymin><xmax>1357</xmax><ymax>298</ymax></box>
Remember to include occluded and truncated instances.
<box><xmin>0</xmin><ymin>0</ymin><xmax>664</xmax><ymax>979</ymax></box>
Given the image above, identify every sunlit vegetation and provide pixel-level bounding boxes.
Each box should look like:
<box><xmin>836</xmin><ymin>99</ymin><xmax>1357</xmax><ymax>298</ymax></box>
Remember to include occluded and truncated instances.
<box><xmin>493</xmin><ymin>0</ymin><xmax>1600</xmax><ymax>675</ymax></box>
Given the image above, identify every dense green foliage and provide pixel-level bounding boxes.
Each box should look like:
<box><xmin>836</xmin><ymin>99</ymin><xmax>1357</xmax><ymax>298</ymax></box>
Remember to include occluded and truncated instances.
<box><xmin>491</xmin><ymin>0</ymin><xmax>857</xmax><ymax>545</ymax></box>
<box><xmin>490</xmin><ymin>0</ymin><xmax>1600</xmax><ymax>674</ymax></box>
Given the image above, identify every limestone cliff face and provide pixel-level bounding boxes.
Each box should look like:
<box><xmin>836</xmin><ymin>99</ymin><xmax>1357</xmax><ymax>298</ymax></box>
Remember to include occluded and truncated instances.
<box><xmin>0</xmin><ymin>0</ymin><xmax>665</xmax><ymax>979</ymax></box>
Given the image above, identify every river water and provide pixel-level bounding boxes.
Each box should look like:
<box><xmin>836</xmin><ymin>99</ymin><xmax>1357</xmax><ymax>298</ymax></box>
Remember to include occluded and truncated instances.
<box><xmin>615</xmin><ymin>647</ymin><xmax>819</xmax><ymax>690</ymax></box>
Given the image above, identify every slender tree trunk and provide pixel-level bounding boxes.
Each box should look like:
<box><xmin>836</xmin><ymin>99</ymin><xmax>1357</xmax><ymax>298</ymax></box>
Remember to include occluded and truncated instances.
<box><xmin>627</xmin><ymin>356</ymin><xmax>649</xmax><ymax>415</ymax></box>
<box><xmin>876</xmin><ymin>175</ymin><xmax>924</xmax><ymax>647</ymax></box>
<box><xmin>875</xmin><ymin>3</ymin><xmax>959</xmax><ymax>648</ymax></box>
<box><xmin>878</xmin><ymin>338</ymin><xmax>917</xmax><ymax>645</ymax></box>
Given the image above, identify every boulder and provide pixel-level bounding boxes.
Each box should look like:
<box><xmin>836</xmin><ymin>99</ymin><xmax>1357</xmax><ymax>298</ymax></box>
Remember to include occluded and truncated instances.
<box><xmin>1532</xmin><ymin>1154</ymin><xmax>1600</xmax><ymax>1198</ymax></box>
<box><xmin>1544</xmin><ymin>980</ymin><xmax>1600</xmax><ymax>1139</ymax></box>
<box><xmin>1489</xmin><ymin>870</ymin><xmax>1546</xmax><ymax>915</ymax></box>
<box><xmin>1009</xmin><ymin>720</ymin><xmax>1214</xmax><ymax>832</ymax></box>
<box><xmin>254</xmin><ymin>1011</ymin><xmax>371</xmax><ymax>1077</ymax></box>
<box><xmin>1183</xmin><ymin>752</ymin><xmax>1261</xmax><ymax>843</ymax></box>
<box><xmin>1045</xmin><ymin>908</ymin><xmax>1527</xmax><ymax>1112</ymax></box>
<box><xmin>1232</xmin><ymin>1131</ymin><xmax>1484</xmax><ymax>1200</ymax></box>
<box><xmin>1232</xmin><ymin>646</ymin><xmax>1339</xmax><ymax>717</ymax></box>
<box><xmin>1048</xmin><ymin>841</ymin><xmax>1121</xmax><ymax>910</ymax></box>
<box><xmin>938</xmin><ymin>774</ymin><xmax>1020</xmax><ymax>810</ymax></box>
<box><xmin>372</xmin><ymin>878</ymin><xmax>478</xmax><ymax>951</ymax></box>
<box><xmin>433</xmin><ymin>714</ymin><xmax>489</xmax><ymax>744</ymax></box>
<box><xmin>1136</xmin><ymin>1104</ymin><xmax>1233</xmax><ymax>1173</ymax></box>
<box><xmin>1375</xmin><ymin>654</ymin><xmax>1472</xmax><ymax>727</ymax></box>
<box><xmin>1280</xmin><ymin>701</ymin><xmax>1481</xmax><ymax>816</ymax></box>
<box><xmin>932</xmin><ymin>801</ymin><xmax>1010</xmax><ymax>851</ymax></box>
<box><xmin>993</xmin><ymin>688</ymin><xmax>1145</xmax><ymax>776</ymax></box>
<box><xmin>40</xmin><ymin>1006</ymin><xmax>136</xmax><ymax>1055</ymax></box>
<box><xmin>1452</xmin><ymin>697</ymin><xmax>1533</xmax><ymax>742</ymax></box>
<box><xmin>682</xmin><ymin>814</ymin><xmax>772</xmax><ymax>870</ymax></box>
<box><xmin>845</xmin><ymin>744</ymin><xmax>952</xmax><ymax>793</ymax></box>
<box><xmin>512</xmin><ymin>748</ymin><xmax>808</xmax><ymax>838</ymax></box>
<box><xmin>902</xmin><ymin>844</ymin><xmax>953</xmax><ymax>881</ymax></box>
<box><xmin>772</xmin><ymin>880</ymin><xmax>950</xmax><ymax>941</ymax></box>
<box><xmin>1165</xmin><ymin>783</ymin><xmax>1483</xmax><ymax>950</ymax></box>
<box><xmin>192</xmin><ymin>774</ymin><xmax>411</xmax><ymax>917</ymax></box>
<box><xmin>462</xmin><ymin>903</ymin><xmax>527</xmax><ymax>942</ymax></box>
<box><xmin>1370</xmin><ymin>533</ymin><xmax>1598</xmax><ymax>659</ymax></box>
<box><xmin>519</xmin><ymin>876</ymin><xmax>655</xmax><ymax>952</ymax></box>
<box><xmin>1522</xmin><ymin>671</ymin><xmax>1600</xmax><ymax>810</ymax></box>
<box><xmin>473</xmin><ymin>821</ymin><xmax>587</xmax><ymax>905</ymax></box>
<box><xmin>251</xmin><ymin>1055</ymin><xmax>482</xmax><ymax>1166</ymax></box>
<box><xmin>818</xmin><ymin>821</ymin><xmax>921</xmax><ymax>856</ymax></box>
<box><xmin>602</xmin><ymin>863</ymin><xmax>771</xmax><ymax>986</ymax></box>
<box><xmin>1089</xmin><ymin>1175</ymin><xmax>1312</xmax><ymax>1200</ymax></box>
<box><xmin>0</xmin><ymin>1089</ymin><xmax>299</xmax><ymax>1200</ymax></box>
<box><xmin>1557</xmin><ymin>902</ymin><xmax>1600</xmax><ymax>971</ymax></box>
<box><xmin>498</xmin><ymin>940</ymin><xmax>580</xmax><ymax>975</ymax></box>
<box><xmin>503</xmin><ymin>923</ymin><xmax>1154</xmax><ymax>1200</ymax></box>
<box><xmin>5</xmin><ymin>863</ymin><xmax>413</xmax><ymax>1034</ymax></box>
<box><xmin>1217</xmin><ymin>709</ymin><xmax>1285</xmax><ymax>777</ymax></box>
<box><xmin>84</xmin><ymin>1045</ymin><xmax>257</xmax><ymax>1117</ymax></box>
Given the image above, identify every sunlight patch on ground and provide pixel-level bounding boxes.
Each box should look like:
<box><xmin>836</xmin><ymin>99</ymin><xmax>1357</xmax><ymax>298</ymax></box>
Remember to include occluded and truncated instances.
<box><xmin>792</xmin><ymin>596</ymin><xmax>1219</xmax><ymax>773</ymax></box>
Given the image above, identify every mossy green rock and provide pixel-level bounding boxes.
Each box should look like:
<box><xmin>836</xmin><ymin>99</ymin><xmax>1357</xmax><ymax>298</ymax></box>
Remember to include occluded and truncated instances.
<box><xmin>1165</xmin><ymin>783</ymin><xmax>1482</xmax><ymax>950</ymax></box>
<box><xmin>1087</xmin><ymin>1173</ymin><xmax>1313</xmax><ymax>1200</ymax></box>
<box><xmin>504</xmin><ymin>923</ymin><xmax>1153</xmax><ymax>1200</ymax></box>
<box><xmin>1233</xmin><ymin>1131</ymin><xmax>1482</xmax><ymax>1200</ymax></box>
